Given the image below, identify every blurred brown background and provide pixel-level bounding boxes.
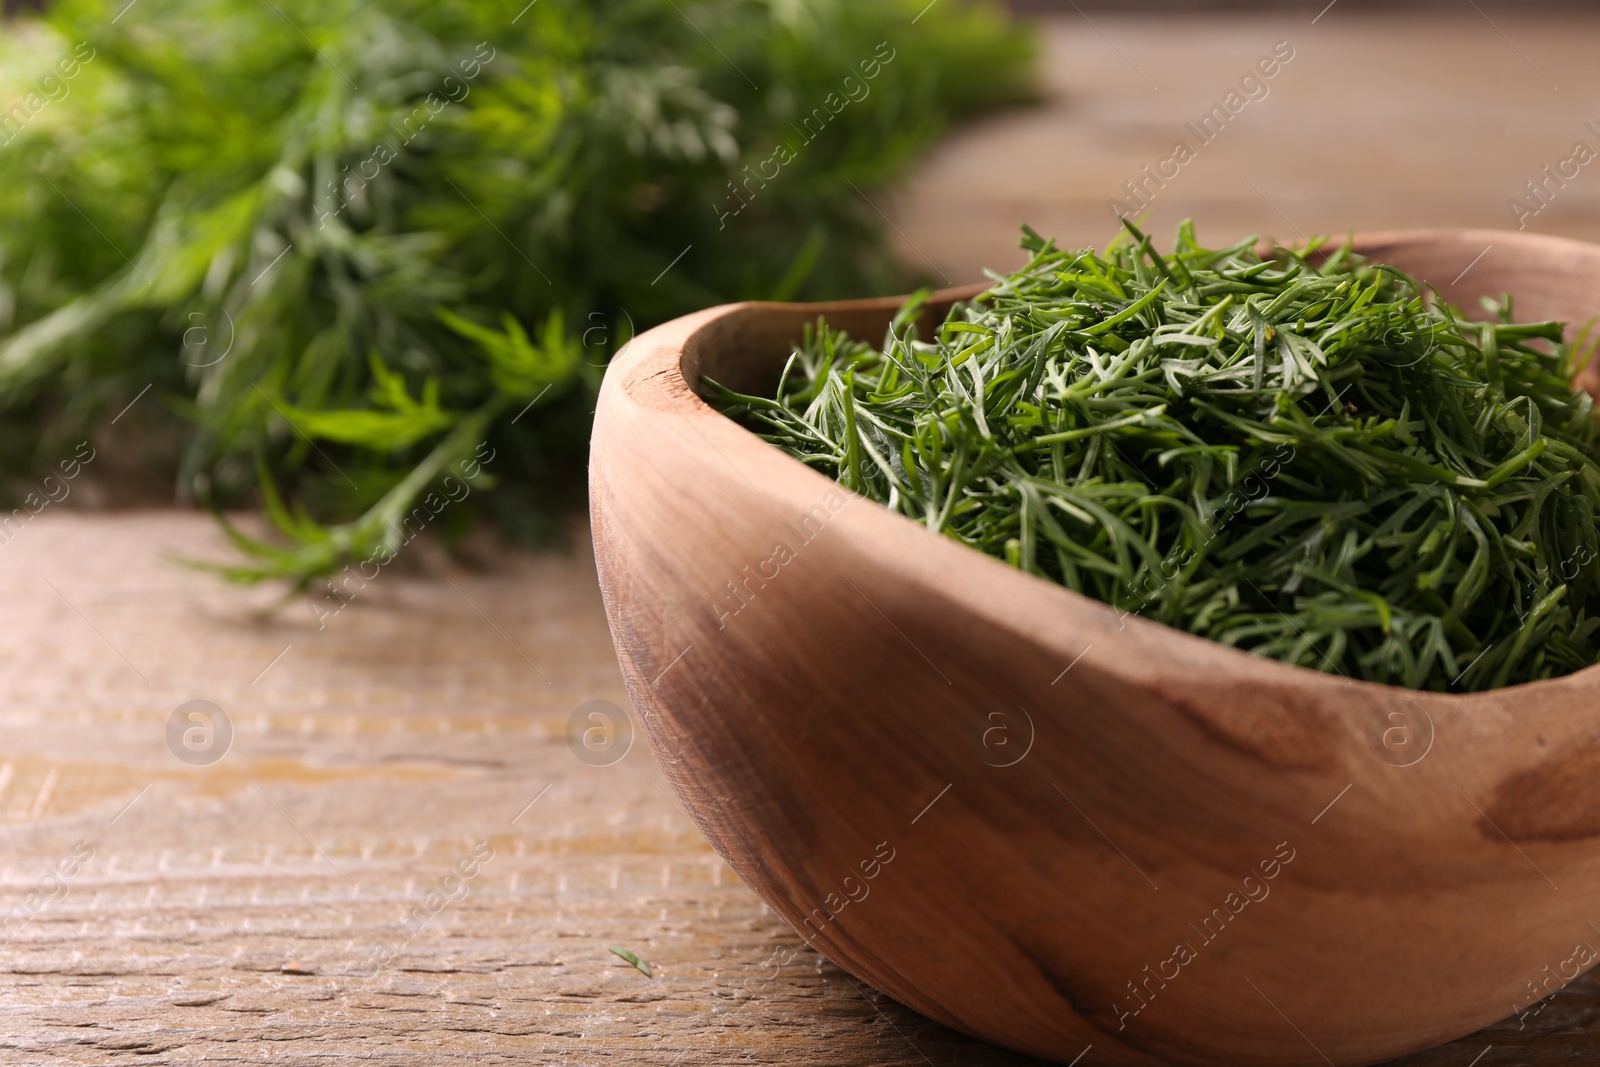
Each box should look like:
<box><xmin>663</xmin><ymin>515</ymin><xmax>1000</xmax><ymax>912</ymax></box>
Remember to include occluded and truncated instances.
<box><xmin>892</xmin><ymin>5</ymin><xmax>1600</xmax><ymax>284</ymax></box>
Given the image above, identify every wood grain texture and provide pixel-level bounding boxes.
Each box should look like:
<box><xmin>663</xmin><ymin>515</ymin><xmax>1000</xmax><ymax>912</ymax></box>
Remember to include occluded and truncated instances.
<box><xmin>11</xmin><ymin>7</ymin><xmax>1600</xmax><ymax>1063</ymax></box>
<box><xmin>0</xmin><ymin>516</ymin><xmax>1598</xmax><ymax>1064</ymax></box>
<box><xmin>590</xmin><ymin>231</ymin><xmax>1600</xmax><ymax>1066</ymax></box>
<box><xmin>0</xmin><ymin>512</ymin><xmax>1043</xmax><ymax>1065</ymax></box>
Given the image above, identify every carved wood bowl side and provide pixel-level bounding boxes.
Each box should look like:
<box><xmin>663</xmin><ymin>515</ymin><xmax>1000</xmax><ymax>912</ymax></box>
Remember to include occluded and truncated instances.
<box><xmin>589</xmin><ymin>230</ymin><xmax>1600</xmax><ymax>1066</ymax></box>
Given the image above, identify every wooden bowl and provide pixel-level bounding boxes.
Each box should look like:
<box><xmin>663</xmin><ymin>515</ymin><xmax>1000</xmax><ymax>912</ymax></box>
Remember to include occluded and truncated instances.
<box><xmin>589</xmin><ymin>230</ymin><xmax>1600</xmax><ymax>1066</ymax></box>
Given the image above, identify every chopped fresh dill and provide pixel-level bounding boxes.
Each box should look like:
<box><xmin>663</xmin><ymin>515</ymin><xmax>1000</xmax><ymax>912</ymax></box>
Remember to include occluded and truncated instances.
<box><xmin>708</xmin><ymin>221</ymin><xmax>1600</xmax><ymax>692</ymax></box>
<box><xmin>607</xmin><ymin>945</ymin><xmax>652</xmax><ymax>977</ymax></box>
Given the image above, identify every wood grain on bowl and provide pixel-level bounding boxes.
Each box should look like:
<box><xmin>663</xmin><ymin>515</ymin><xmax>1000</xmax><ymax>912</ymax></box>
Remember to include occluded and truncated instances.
<box><xmin>589</xmin><ymin>230</ymin><xmax>1600</xmax><ymax>1066</ymax></box>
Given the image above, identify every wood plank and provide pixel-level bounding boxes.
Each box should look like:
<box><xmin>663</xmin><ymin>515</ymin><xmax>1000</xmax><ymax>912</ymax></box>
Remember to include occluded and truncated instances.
<box><xmin>0</xmin><ymin>511</ymin><xmax>1045</xmax><ymax>1064</ymax></box>
<box><xmin>0</xmin><ymin>510</ymin><xmax>1596</xmax><ymax>1063</ymax></box>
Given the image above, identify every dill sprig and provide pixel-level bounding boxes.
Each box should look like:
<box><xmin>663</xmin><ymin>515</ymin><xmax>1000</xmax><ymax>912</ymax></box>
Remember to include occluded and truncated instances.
<box><xmin>709</xmin><ymin>221</ymin><xmax>1600</xmax><ymax>692</ymax></box>
<box><xmin>0</xmin><ymin>0</ymin><xmax>1035</xmax><ymax>589</ymax></box>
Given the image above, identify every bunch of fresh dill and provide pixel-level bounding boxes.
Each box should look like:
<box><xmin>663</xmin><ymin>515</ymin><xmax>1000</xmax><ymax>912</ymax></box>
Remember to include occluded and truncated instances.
<box><xmin>0</xmin><ymin>0</ymin><xmax>1033</xmax><ymax>586</ymax></box>
<box><xmin>710</xmin><ymin>222</ymin><xmax>1600</xmax><ymax>691</ymax></box>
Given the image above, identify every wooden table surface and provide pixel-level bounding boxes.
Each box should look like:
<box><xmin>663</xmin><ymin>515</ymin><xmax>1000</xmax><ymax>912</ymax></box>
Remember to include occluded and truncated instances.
<box><xmin>0</xmin><ymin>511</ymin><xmax>1039</xmax><ymax>1065</ymax></box>
<box><xmin>8</xmin><ymin>8</ymin><xmax>1600</xmax><ymax>1066</ymax></box>
<box><xmin>1</xmin><ymin>510</ymin><xmax>1597</xmax><ymax>1066</ymax></box>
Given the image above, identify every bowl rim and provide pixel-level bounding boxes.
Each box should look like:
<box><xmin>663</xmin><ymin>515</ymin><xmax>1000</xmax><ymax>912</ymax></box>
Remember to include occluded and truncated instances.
<box><xmin>620</xmin><ymin>225</ymin><xmax>1600</xmax><ymax>707</ymax></box>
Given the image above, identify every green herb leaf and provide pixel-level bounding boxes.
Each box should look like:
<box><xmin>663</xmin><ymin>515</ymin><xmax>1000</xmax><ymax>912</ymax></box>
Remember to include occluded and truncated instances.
<box><xmin>0</xmin><ymin>0</ymin><xmax>1037</xmax><ymax>586</ymax></box>
<box><xmin>711</xmin><ymin>221</ymin><xmax>1600</xmax><ymax>692</ymax></box>
<box><xmin>607</xmin><ymin>945</ymin><xmax>652</xmax><ymax>978</ymax></box>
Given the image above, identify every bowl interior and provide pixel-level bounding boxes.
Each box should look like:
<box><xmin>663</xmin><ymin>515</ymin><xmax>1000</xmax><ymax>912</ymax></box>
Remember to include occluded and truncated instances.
<box><xmin>681</xmin><ymin>287</ymin><xmax>980</xmax><ymax>399</ymax></box>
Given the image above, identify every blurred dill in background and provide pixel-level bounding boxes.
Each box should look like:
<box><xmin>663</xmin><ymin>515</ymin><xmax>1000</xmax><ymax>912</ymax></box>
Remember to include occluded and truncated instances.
<box><xmin>0</xmin><ymin>0</ymin><xmax>1034</xmax><ymax>586</ymax></box>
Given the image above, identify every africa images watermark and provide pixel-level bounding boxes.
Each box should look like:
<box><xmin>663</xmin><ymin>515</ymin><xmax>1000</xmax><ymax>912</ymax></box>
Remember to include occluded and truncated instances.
<box><xmin>1114</xmin><ymin>442</ymin><xmax>1296</xmax><ymax>629</ymax></box>
<box><xmin>308</xmin><ymin>441</ymin><xmax>496</xmax><ymax>629</ymax></box>
<box><xmin>0</xmin><ymin>441</ymin><xmax>97</xmax><ymax>547</ymax></box>
<box><xmin>0</xmin><ymin>41</ymin><xmax>96</xmax><ymax>148</ymax></box>
<box><xmin>352</xmin><ymin>839</ymin><xmax>495</xmax><ymax>978</ymax></box>
<box><xmin>1112</xmin><ymin>841</ymin><xmax>1297</xmax><ymax>1031</ymax></box>
<box><xmin>713</xmin><ymin>41</ymin><xmax>898</xmax><ymax>230</ymax></box>
<box><xmin>1511</xmin><ymin>938</ymin><xmax>1599</xmax><ymax>1031</ymax></box>
<box><xmin>796</xmin><ymin>840</ymin><xmax>897</xmax><ymax>943</ymax></box>
<box><xmin>1108</xmin><ymin>41</ymin><xmax>1296</xmax><ymax>222</ymax></box>
<box><xmin>1506</xmin><ymin>119</ymin><xmax>1600</xmax><ymax>230</ymax></box>
<box><xmin>0</xmin><ymin>841</ymin><xmax>95</xmax><ymax>947</ymax></box>
<box><xmin>315</xmin><ymin>43</ymin><xmax>497</xmax><ymax>230</ymax></box>
<box><xmin>713</xmin><ymin>485</ymin><xmax>850</xmax><ymax>629</ymax></box>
